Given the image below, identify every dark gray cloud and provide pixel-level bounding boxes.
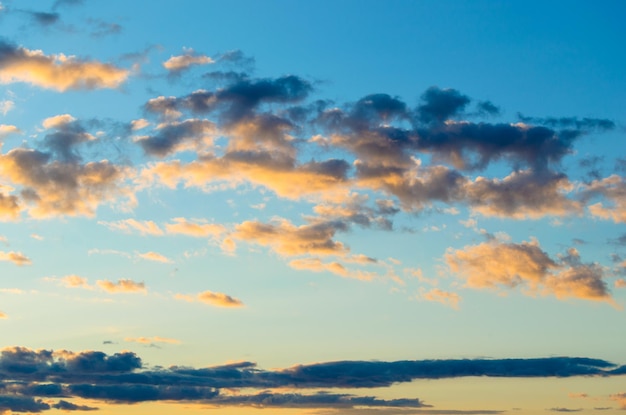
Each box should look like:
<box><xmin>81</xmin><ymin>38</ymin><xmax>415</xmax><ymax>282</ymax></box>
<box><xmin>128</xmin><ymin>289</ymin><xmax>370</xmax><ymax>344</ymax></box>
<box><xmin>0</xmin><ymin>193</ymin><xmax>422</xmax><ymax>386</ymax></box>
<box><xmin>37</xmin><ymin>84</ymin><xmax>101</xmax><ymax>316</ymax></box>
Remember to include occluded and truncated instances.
<box><xmin>517</xmin><ymin>114</ymin><xmax>615</xmax><ymax>131</ymax></box>
<box><xmin>51</xmin><ymin>400</ymin><xmax>98</xmax><ymax>411</ymax></box>
<box><xmin>135</xmin><ymin>119</ymin><xmax>215</xmax><ymax>157</ymax></box>
<box><xmin>21</xmin><ymin>10</ymin><xmax>60</xmax><ymax>26</ymax></box>
<box><xmin>416</xmin><ymin>87</ymin><xmax>471</xmax><ymax>124</ymax></box>
<box><xmin>1</xmin><ymin>347</ymin><xmax>624</xmax><ymax>412</ymax></box>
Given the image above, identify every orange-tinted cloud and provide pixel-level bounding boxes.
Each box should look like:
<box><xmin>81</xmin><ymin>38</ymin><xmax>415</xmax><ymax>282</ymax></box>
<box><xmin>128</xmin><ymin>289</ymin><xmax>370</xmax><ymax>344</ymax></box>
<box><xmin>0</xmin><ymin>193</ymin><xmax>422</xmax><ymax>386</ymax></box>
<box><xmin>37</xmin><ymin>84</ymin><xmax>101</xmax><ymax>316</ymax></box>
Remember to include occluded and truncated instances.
<box><xmin>96</xmin><ymin>279</ymin><xmax>146</xmax><ymax>293</ymax></box>
<box><xmin>98</xmin><ymin>219</ymin><xmax>164</xmax><ymax>236</ymax></box>
<box><xmin>174</xmin><ymin>290</ymin><xmax>244</xmax><ymax>308</ymax></box>
<box><xmin>421</xmin><ymin>288</ymin><xmax>461</xmax><ymax>309</ymax></box>
<box><xmin>233</xmin><ymin>218</ymin><xmax>348</xmax><ymax>257</ymax></box>
<box><xmin>446</xmin><ymin>241</ymin><xmax>611</xmax><ymax>302</ymax></box>
<box><xmin>0</xmin><ymin>124</ymin><xmax>20</xmax><ymax>139</ymax></box>
<box><xmin>136</xmin><ymin>251</ymin><xmax>172</xmax><ymax>264</ymax></box>
<box><xmin>0</xmin><ymin>41</ymin><xmax>129</xmax><ymax>91</ymax></box>
<box><xmin>585</xmin><ymin>175</ymin><xmax>626</xmax><ymax>223</ymax></box>
<box><xmin>0</xmin><ymin>250</ymin><xmax>31</xmax><ymax>266</ymax></box>
<box><xmin>164</xmin><ymin>217</ymin><xmax>226</xmax><ymax>238</ymax></box>
<box><xmin>0</xmin><ymin>311</ymin><xmax>7</xmax><ymax>319</ymax></box>
<box><xmin>163</xmin><ymin>49</ymin><xmax>213</xmax><ymax>73</ymax></box>
<box><xmin>125</xmin><ymin>336</ymin><xmax>181</xmax><ymax>345</ymax></box>
<box><xmin>610</xmin><ymin>393</ymin><xmax>626</xmax><ymax>410</ymax></box>
<box><xmin>0</xmin><ymin>148</ymin><xmax>133</xmax><ymax>219</ymax></box>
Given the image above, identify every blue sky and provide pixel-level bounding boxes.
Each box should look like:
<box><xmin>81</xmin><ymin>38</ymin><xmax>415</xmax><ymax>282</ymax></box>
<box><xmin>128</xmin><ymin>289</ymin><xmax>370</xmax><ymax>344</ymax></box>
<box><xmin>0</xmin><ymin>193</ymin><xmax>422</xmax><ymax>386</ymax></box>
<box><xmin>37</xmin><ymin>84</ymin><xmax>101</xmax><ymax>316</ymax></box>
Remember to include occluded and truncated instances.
<box><xmin>1</xmin><ymin>1</ymin><xmax>626</xmax><ymax>414</ymax></box>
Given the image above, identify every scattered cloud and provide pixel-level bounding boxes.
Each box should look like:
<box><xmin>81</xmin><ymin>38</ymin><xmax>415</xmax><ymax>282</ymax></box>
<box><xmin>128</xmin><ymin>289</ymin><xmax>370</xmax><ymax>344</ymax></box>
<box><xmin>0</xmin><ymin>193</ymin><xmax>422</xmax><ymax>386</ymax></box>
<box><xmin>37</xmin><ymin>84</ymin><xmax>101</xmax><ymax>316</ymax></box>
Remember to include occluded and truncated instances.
<box><xmin>0</xmin><ymin>40</ymin><xmax>129</xmax><ymax>91</ymax></box>
<box><xmin>136</xmin><ymin>251</ymin><xmax>172</xmax><ymax>264</ymax></box>
<box><xmin>124</xmin><ymin>336</ymin><xmax>181</xmax><ymax>345</ymax></box>
<box><xmin>446</xmin><ymin>241</ymin><xmax>611</xmax><ymax>302</ymax></box>
<box><xmin>0</xmin><ymin>311</ymin><xmax>7</xmax><ymax>319</ymax></box>
<box><xmin>0</xmin><ymin>100</ymin><xmax>14</xmax><ymax>115</ymax></box>
<box><xmin>420</xmin><ymin>288</ymin><xmax>461</xmax><ymax>309</ymax></box>
<box><xmin>96</xmin><ymin>279</ymin><xmax>146</xmax><ymax>293</ymax></box>
<box><xmin>174</xmin><ymin>290</ymin><xmax>244</xmax><ymax>308</ymax></box>
<box><xmin>0</xmin><ymin>250</ymin><xmax>31</xmax><ymax>266</ymax></box>
<box><xmin>163</xmin><ymin>48</ymin><xmax>213</xmax><ymax>74</ymax></box>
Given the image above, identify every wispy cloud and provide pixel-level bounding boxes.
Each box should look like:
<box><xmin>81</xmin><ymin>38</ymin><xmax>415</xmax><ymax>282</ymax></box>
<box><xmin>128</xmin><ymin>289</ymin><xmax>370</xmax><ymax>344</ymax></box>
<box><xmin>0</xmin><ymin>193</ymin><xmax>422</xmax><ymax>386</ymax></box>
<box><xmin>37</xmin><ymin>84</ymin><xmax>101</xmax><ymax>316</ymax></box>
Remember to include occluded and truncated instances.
<box><xmin>96</xmin><ymin>279</ymin><xmax>146</xmax><ymax>293</ymax></box>
<box><xmin>174</xmin><ymin>290</ymin><xmax>244</xmax><ymax>308</ymax></box>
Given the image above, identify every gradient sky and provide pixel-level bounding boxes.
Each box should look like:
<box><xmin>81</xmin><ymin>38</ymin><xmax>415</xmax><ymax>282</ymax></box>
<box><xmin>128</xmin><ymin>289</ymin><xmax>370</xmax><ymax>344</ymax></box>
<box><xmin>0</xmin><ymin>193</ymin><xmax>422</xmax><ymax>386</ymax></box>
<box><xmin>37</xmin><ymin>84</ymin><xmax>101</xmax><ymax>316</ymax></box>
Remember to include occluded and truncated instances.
<box><xmin>1</xmin><ymin>1</ymin><xmax>626</xmax><ymax>414</ymax></box>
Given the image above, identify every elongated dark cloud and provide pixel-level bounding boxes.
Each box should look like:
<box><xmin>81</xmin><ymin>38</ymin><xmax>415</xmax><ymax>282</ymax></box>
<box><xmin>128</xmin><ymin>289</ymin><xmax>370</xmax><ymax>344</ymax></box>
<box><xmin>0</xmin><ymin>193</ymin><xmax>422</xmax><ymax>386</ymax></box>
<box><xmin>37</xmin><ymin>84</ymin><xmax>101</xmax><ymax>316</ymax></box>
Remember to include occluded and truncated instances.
<box><xmin>416</xmin><ymin>87</ymin><xmax>470</xmax><ymax>124</ymax></box>
<box><xmin>0</xmin><ymin>347</ymin><xmax>624</xmax><ymax>412</ymax></box>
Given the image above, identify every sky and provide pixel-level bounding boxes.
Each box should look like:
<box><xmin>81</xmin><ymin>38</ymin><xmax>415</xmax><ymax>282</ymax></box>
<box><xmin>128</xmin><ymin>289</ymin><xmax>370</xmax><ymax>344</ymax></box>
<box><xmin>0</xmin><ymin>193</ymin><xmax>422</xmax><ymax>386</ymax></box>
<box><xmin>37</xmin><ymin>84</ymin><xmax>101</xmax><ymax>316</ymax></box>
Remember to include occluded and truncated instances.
<box><xmin>0</xmin><ymin>0</ymin><xmax>626</xmax><ymax>414</ymax></box>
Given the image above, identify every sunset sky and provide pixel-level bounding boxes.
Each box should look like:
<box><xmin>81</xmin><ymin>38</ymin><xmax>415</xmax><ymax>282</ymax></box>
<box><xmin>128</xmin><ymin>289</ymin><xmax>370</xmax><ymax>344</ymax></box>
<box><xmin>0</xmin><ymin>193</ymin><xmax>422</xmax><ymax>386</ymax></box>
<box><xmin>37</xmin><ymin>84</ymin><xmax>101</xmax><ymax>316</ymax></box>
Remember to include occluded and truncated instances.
<box><xmin>1</xmin><ymin>1</ymin><xmax>626</xmax><ymax>414</ymax></box>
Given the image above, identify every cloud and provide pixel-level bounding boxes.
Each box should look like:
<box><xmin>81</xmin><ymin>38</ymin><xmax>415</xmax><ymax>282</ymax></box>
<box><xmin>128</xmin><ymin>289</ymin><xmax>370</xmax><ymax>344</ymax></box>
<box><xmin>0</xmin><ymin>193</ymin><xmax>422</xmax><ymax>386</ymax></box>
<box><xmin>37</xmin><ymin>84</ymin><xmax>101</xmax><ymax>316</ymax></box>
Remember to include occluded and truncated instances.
<box><xmin>0</xmin><ymin>148</ymin><xmax>132</xmax><ymax>219</ymax></box>
<box><xmin>51</xmin><ymin>400</ymin><xmax>98</xmax><ymax>411</ymax></box>
<box><xmin>163</xmin><ymin>49</ymin><xmax>214</xmax><ymax>73</ymax></box>
<box><xmin>96</xmin><ymin>279</ymin><xmax>146</xmax><ymax>293</ymax></box>
<box><xmin>135</xmin><ymin>118</ymin><xmax>216</xmax><ymax>157</ymax></box>
<box><xmin>0</xmin><ymin>311</ymin><xmax>7</xmax><ymax>319</ymax></box>
<box><xmin>233</xmin><ymin>218</ymin><xmax>349</xmax><ymax>257</ymax></box>
<box><xmin>175</xmin><ymin>290</ymin><xmax>244</xmax><ymax>308</ymax></box>
<box><xmin>0</xmin><ymin>250</ymin><xmax>31</xmax><ymax>266</ymax></box>
<box><xmin>0</xmin><ymin>347</ymin><xmax>624</xmax><ymax>412</ymax></box>
<box><xmin>610</xmin><ymin>393</ymin><xmax>626</xmax><ymax>410</ymax></box>
<box><xmin>0</xmin><ymin>41</ymin><xmax>129</xmax><ymax>91</ymax></box>
<box><xmin>446</xmin><ymin>241</ymin><xmax>611</xmax><ymax>302</ymax></box>
<box><xmin>124</xmin><ymin>336</ymin><xmax>181</xmax><ymax>345</ymax></box>
<box><xmin>0</xmin><ymin>124</ymin><xmax>20</xmax><ymax>139</ymax></box>
<box><xmin>47</xmin><ymin>274</ymin><xmax>92</xmax><ymax>289</ymax></box>
<box><xmin>164</xmin><ymin>217</ymin><xmax>226</xmax><ymax>238</ymax></box>
<box><xmin>582</xmin><ymin>175</ymin><xmax>626</xmax><ymax>223</ymax></box>
<box><xmin>98</xmin><ymin>219</ymin><xmax>164</xmax><ymax>236</ymax></box>
<box><xmin>416</xmin><ymin>87</ymin><xmax>471</xmax><ymax>124</ymax></box>
<box><xmin>136</xmin><ymin>251</ymin><xmax>172</xmax><ymax>264</ymax></box>
<box><xmin>420</xmin><ymin>288</ymin><xmax>461</xmax><ymax>309</ymax></box>
<box><xmin>0</xmin><ymin>100</ymin><xmax>14</xmax><ymax>115</ymax></box>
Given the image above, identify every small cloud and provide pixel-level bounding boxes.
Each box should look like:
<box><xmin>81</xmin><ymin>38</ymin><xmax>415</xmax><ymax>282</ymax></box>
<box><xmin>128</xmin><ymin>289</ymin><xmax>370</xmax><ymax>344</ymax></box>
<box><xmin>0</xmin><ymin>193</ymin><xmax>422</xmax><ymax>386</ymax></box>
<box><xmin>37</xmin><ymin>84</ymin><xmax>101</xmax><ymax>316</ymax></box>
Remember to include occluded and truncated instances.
<box><xmin>0</xmin><ymin>99</ymin><xmax>14</xmax><ymax>115</ymax></box>
<box><xmin>97</xmin><ymin>279</ymin><xmax>146</xmax><ymax>293</ymax></box>
<box><xmin>0</xmin><ymin>124</ymin><xmax>20</xmax><ymax>139</ymax></box>
<box><xmin>420</xmin><ymin>288</ymin><xmax>461</xmax><ymax>309</ymax></box>
<box><xmin>174</xmin><ymin>290</ymin><xmax>244</xmax><ymax>308</ymax></box>
<box><xmin>98</xmin><ymin>219</ymin><xmax>164</xmax><ymax>236</ymax></box>
<box><xmin>163</xmin><ymin>48</ymin><xmax>213</xmax><ymax>73</ymax></box>
<box><xmin>46</xmin><ymin>274</ymin><xmax>92</xmax><ymax>289</ymax></box>
<box><xmin>130</xmin><ymin>118</ymin><xmax>150</xmax><ymax>131</ymax></box>
<box><xmin>0</xmin><ymin>251</ymin><xmax>32</xmax><ymax>266</ymax></box>
<box><xmin>42</xmin><ymin>113</ymin><xmax>75</xmax><ymax>129</ymax></box>
<box><xmin>615</xmin><ymin>279</ymin><xmax>626</xmax><ymax>288</ymax></box>
<box><xmin>0</xmin><ymin>311</ymin><xmax>7</xmax><ymax>319</ymax></box>
<box><xmin>136</xmin><ymin>251</ymin><xmax>172</xmax><ymax>264</ymax></box>
<box><xmin>125</xmin><ymin>336</ymin><xmax>181</xmax><ymax>345</ymax></box>
<box><xmin>30</xmin><ymin>233</ymin><xmax>44</xmax><ymax>241</ymax></box>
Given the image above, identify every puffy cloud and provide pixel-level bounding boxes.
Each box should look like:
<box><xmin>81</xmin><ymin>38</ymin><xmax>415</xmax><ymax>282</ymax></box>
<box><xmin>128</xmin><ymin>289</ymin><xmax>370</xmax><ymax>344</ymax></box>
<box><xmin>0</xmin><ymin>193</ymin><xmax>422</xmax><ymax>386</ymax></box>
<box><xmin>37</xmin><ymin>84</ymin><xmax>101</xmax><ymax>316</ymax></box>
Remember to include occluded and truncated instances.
<box><xmin>0</xmin><ymin>192</ymin><xmax>20</xmax><ymax>220</ymax></box>
<box><xmin>446</xmin><ymin>241</ymin><xmax>611</xmax><ymax>302</ymax></box>
<box><xmin>174</xmin><ymin>290</ymin><xmax>244</xmax><ymax>308</ymax></box>
<box><xmin>0</xmin><ymin>124</ymin><xmax>20</xmax><ymax>139</ymax></box>
<box><xmin>416</xmin><ymin>86</ymin><xmax>471</xmax><ymax>124</ymax></box>
<box><xmin>163</xmin><ymin>49</ymin><xmax>213</xmax><ymax>73</ymax></box>
<box><xmin>0</xmin><ymin>41</ymin><xmax>129</xmax><ymax>91</ymax></box>
<box><xmin>465</xmin><ymin>170</ymin><xmax>581</xmax><ymax>219</ymax></box>
<box><xmin>96</xmin><ymin>279</ymin><xmax>146</xmax><ymax>293</ymax></box>
<box><xmin>135</xmin><ymin>118</ymin><xmax>216</xmax><ymax>157</ymax></box>
<box><xmin>583</xmin><ymin>175</ymin><xmax>626</xmax><ymax>223</ymax></box>
<box><xmin>0</xmin><ymin>250</ymin><xmax>31</xmax><ymax>266</ymax></box>
<box><xmin>0</xmin><ymin>148</ymin><xmax>132</xmax><ymax>219</ymax></box>
<box><xmin>233</xmin><ymin>218</ymin><xmax>349</xmax><ymax>257</ymax></box>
